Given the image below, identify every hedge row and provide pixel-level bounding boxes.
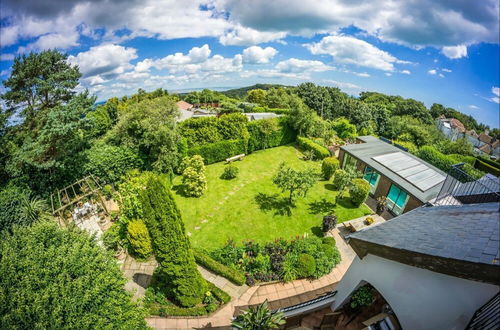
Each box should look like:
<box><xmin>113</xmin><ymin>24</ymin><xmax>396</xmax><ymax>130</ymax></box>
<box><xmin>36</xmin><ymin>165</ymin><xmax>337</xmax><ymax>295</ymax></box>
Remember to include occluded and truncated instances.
<box><xmin>188</xmin><ymin>139</ymin><xmax>247</xmax><ymax>164</ymax></box>
<box><xmin>475</xmin><ymin>159</ymin><xmax>500</xmax><ymax>177</ymax></box>
<box><xmin>417</xmin><ymin>146</ymin><xmax>483</xmax><ymax>179</ymax></box>
<box><xmin>193</xmin><ymin>249</ymin><xmax>246</xmax><ymax>286</ymax></box>
<box><xmin>297</xmin><ymin>136</ymin><xmax>330</xmax><ymax>159</ymax></box>
<box><xmin>250</xmin><ymin>106</ymin><xmax>290</xmax><ymax>114</ymax></box>
<box><xmin>247</xmin><ymin>118</ymin><xmax>296</xmax><ymax>153</ymax></box>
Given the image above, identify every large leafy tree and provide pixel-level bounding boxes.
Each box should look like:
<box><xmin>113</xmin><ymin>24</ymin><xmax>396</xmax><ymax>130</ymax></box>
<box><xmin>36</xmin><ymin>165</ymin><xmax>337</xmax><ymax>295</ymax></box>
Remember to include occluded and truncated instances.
<box><xmin>139</xmin><ymin>176</ymin><xmax>207</xmax><ymax>307</ymax></box>
<box><xmin>0</xmin><ymin>221</ymin><xmax>147</xmax><ymax>329</ymax></box>
<box><xmin>232</xmin><ymin>300</ymin><xmax>285</xmax><ymax>330</ymax></box>
<box><xmin>273</xmin><ymin>163</ymin><xmax>317</xmax><ymax>204</ymax></box>
<box><xmin>2</xmin><ymin>50</ymin><xmax>81</xmax><ymax>125</ymax></box>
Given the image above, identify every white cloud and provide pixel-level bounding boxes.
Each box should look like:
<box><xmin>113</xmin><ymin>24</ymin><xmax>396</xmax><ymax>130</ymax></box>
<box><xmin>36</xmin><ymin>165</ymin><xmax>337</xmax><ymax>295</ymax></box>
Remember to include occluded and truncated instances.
<box><xmin>275</xmin><ymin>58</ymin><xmax>332</xmax><ymax>73</ymax></box>
<box><xmin>439</xmin><ymin>73</ymin><xmax>445</xmax><ymax>78</ymax></box>
<box><xmin>442</xmin><ymin>45</ymin><xmax>467</xmax><ymax>59</ymax></box>
<box><xmin>307</xmin><ymin>35</ymin><xmax>404</xmax><ymax>71</ymax></box>
<box><xmin>242</xmin><ymin>46</ymin><xmax>277</xmax><ymax>64</ymax></box>
<box><xmin>442</xmin><ymin>68</ymin><xmax>452</xmax><ymax>73</ymax></box>
<box><xmin>385</xmin><ymin>72</ymin><xmax>392</xmax><ymax>76</ymax></box>
<box><xmin>22</xmin><ymin>31</ymin><xmax>80</xmax><ymax>52</ymax></box>
<box><xmin>490</xmin><ymin>86</ymin><xmax>500</xmax><ymax>103</ymax></box>
<box><xmin>400</xmin><ymin>70</ymin><xmax>411</xmax><ymax>75</ymax></box>
<box><xmin>322</xmin><ymin>79</ymin><xmax>361</xmax><ymax>90</ymax></box>
<box><xmin>468</xmin><ymin>105</ymin><xmax>479</xmax><ymax>110</ymax></box>
<box><xmin>68</xmin><ymin>44</ymin><xmax>138</xmax><ymax>83</ymax></box>
<box><xmin>428</xmin><ymin>69</ymin><xmax>437</xmax><ymax>75</ymax></box>
<box><xmin>0</xmin><ymin>53</ymin><xmax>15</xmax><ymax>61</ymax></box>
<box><xmin>219</xmin><ymin>26</ymin><xmax>286</xmax><ymax>46</ymax></box>
<box><xmin>492</xmin><ymin>87</ymin><xmax>500</xmax><ymax>97</ymax></box>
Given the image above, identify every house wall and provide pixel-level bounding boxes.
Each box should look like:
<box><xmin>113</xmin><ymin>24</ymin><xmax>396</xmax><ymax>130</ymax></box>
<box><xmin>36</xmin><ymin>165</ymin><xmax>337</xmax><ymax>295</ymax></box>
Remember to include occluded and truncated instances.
<box><xmin>332</xmin><ymin>254</ymin><xmax>498</xmax><ymax>330</ymax></box>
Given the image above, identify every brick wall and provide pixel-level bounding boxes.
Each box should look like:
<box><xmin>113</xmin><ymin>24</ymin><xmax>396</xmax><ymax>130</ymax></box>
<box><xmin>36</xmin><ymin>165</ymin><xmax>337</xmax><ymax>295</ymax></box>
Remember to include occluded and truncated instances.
<box><xmin>338</xmin><ymin>149</ymin><xmax>345</xmax><ymax>167</ymax></box>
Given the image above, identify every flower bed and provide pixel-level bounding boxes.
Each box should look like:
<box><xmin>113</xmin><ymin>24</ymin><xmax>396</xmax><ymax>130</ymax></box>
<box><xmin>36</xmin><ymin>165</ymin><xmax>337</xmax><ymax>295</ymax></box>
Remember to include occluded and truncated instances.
<box><xmin>209</xmin><ymin>236</ymin><xmax>341</xmax><ymax>285</ymax></box>
<box><xmin>145</xmin><ymin>282</ymin><xmax>231</xmax><ymax>317</ymax></box>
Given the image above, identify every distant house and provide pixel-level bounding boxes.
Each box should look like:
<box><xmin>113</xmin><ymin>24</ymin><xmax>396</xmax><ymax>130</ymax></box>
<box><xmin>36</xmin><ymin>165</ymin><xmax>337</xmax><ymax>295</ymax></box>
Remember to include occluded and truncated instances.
<box><xmin>436</xmin><ymin>116</ymin><xmax>466</xmax><ymax>141</ymax></box>
<box><xmin>176</xmin><ymin>101</ymin><xmax>216</xmax><ymax>121</ymax></box>
<box><xmin>332</xmin><ymin>202</ymin><xmax>499</xmax><ymax>330</ymax></box>
<box><xmin>244</xmin><ymin>112</ymin><xmax>281</xmax><ymax>121</ymax></box>
<box><xmin>339</xmin><ymin>136</ymin><xmax>447</xmax><ymax>216</ymax></box>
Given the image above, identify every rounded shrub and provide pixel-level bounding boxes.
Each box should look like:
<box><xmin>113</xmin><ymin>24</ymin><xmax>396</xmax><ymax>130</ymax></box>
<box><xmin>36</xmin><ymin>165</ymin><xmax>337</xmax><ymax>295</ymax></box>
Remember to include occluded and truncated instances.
<box><xmin>349</xmin><ymin>178</ymin><xmax>370</xmax><ymax>207</ymax></box>
<box><xmin>296</xmin><ymin>253</ymin><xmax>316</xmax><ymax>278</ymax></box>
<box><xmin>126</xmin><ymin>219</ymin><xmax>153</xmax><ymax>258</ymax></box>
<box><xmin>332</xmin><ymin>169</ymin><xmax>348</xmax><ymax>190</ymax></box>
<box><xmin>321</xmin><ymin>244</ymin><xmax>335</xmax><ymax>258</ymax></box>
<box><xmin>321</xmin><ymin>236</ymin><xmax>336</xmax><ymax>246</ymax></box>
<box><xmin>321</xmin><ymin>157</ymin><xmax>340</xmax><ymax>180</ymax></box>
<box><xmin>221</xmin><ymin>165</ymin><xmax>239</xmax><ymax>180</ymax></box>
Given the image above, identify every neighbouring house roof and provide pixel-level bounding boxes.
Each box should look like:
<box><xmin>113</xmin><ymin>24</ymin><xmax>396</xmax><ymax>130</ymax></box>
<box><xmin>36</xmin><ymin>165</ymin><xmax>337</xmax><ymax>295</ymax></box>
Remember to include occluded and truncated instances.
<box><xmin>244</xmin><ymin>112</ymin><xmax>280</xmax><ymax>121</ymax></box>
<box><xmin>349</xmin><ymin>202</ymin><xmax>500</xmax><ymax>285</ymax></box>
<box><xmin>479</xmin><ymin>133</ymin><xmax>494</xmax><ymax>144</ymax></box>
<box><xmin>177</xmin><ymin>108</ymin><xmax>194</xmax><ymax>122</ymax></box>
<box><xmin>450</xmin><ymin>118</ymin><xmax>466</xmax><ymax>133</ymax></box>
<box><xmin>341</xmin><ymin>136</ymin><xmax>446</xmax><ymax>203</ymax></box>
<box><xmin>492</xmin><ymin>140</ymin><xmax>499</xmax><ymax>149</ymax></box>
<box><xmin>466</xmin><ymin>130</ymin><xmax>479</xmax><ymax>138</ymax></box>
<box><xmin>479</xmin><ymin>144</ymin><xmax>493</xmax><ymax>154</ymax></box>
<box><xmin>176</xmin><ymin>100</ymin><xmax>193</xmax><ymax>111</ymax></box>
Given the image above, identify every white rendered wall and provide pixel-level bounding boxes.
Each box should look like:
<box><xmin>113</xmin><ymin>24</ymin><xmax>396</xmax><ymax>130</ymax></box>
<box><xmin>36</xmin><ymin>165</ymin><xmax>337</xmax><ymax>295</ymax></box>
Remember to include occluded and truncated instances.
<box><xmin>332</xmin><ymin>254</ymin><xmax>498</xmax><ymax>330</ymax></box>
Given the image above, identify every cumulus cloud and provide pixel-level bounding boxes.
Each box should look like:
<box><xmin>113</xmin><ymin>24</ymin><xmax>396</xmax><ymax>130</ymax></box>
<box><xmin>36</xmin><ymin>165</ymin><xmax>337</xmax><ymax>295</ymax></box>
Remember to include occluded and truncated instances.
<box><xmin>468</xmin><ymin>105</ymin><xmax>479</xmax><ymax>110</ymax></box>
<box><xmin>442</xmin><ymin>45</ymin><xmax>467</xmax><ymax>59</ymax></box>
<box><xmin>242</xmin><ymin>46</ymin><xmax>277</xmax><ymax>64</ymax></box>
<box><xmin>400</xmin><ymin>70</ymin><xmax>411</xmax><ymax>75</ymax></box>
<box><xmin>490</xmin><ymin>86</ymin><xmax>500</xmax><ymax>103</ymax></box>
<box><xmin>307</xmin><ymin>35</ymin><xmax>404</xmax><ymax>71</ymax></box>
<box><xmin>0</xmin><ymin>53</ymin><xmax>15</xmax><ymax>61</ymax></box>
<box><xmin>322</xmin><ymin>79</ymin><xmax>361</xmax><ymax>90</ymax></box>
<box><xmin>219</xmin><ymin>26</ymin><xmax>286</xmax><ymax>46</ymax></box>
<box><xmin>275</xmin><ymin>58</ymin><xmax>332</xmax><ymax>73</ymax></box>
<box><xmin>68</xmin><ymin>44</ymin><xmax>138</xmax><ymax>83</ymax></box>
<box><xmin>428</xmin><ymin>69</ymin><xmax>437</xmax><ymax>75</ymax></box>
<box><xmin>442</xmin><ymin>68</ymin><xmax>452</xmax><ymax>73</ymax></box>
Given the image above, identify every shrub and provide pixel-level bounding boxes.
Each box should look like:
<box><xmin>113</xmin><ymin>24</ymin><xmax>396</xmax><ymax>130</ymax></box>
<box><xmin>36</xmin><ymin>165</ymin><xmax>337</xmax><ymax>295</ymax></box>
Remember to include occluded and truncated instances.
<box><xmin>474</xmin><ymin>159</ymin><xmax>500</xmax><ymax>177</ymax></box>
<box><xmin>417</xmin><ymin>146</ymin><xmax>483</xmax><ymax>179</ymax></box>
<box><xmin>139</xmin><ymin>176</ymin><xmax>207</xmax><ymax>307</ymax></box>
<box><xmin>321</xmin><ymin>244</ymin><xmax>335</xmax><ymax>258</ymax></box>
<box><xmin>181</xmin><ymin>155</ymin><xmax>207</xmax><ymax>197</ymax></box>
<box><xmin>321</xmin><ymin>157</ymin><xmax>339</xmax><ymax>180</ymax></box>
<box><xmin>332</xmin><ymin>169</ymin><xmax>348</xmax><ymax>190</ymax></box>
<box><xmin>297</xmin><ymin>136</ymin><xmax>330</xmax><ymax>160</ymax></box>
<box><xmin>322</xmin><ymin>236</ymin><xmax>336</xmax><ymax>246</ymax></box>
<box><xmin>83</xmin><ymin>142</ymin><xmax>142</xmax><ymax>184</ymax></box>
<box><xmin>188</xmin><ymin>139</ymin><xmax>247</xmax><ymax>164</ymax></box>
<box><xmin>322</xmin><ymin>214</ymin><xmax>337</xmax><ymax>233</ymax></box>
<box><xmin>193</xmin><ymin>249</ymin><xmax>246</xmax><ymax>285</ymax></box>
<box><xmin>221</xmin><ymin>165</ymin><xmax>239</xmax><ymax>180</ymax></box>
<box><xmin>102</xmin><ymin>223</ymin><xmax>123</xmax><ymax>251</ymax></box>
<box><xmin>349</xmin><ymin>178</ymin><xmax>370</xmax><ymax>207</ymax></box>
<box><xmin>0</xmin><ymin>184</ymin><xmax>30</xmax><ymax>233</ymax></box>
<box><xmin>393</xmin><ymin>140</ymin><xmax>417</xmax><ymax>154</ymax></box>
<box><xmin>102</xmin><ymin>184</ymin><xmax>114</xmax><ymax>199</ymax></box>
<box><xmin>365</xmin><ymin>216</ymin><xmax>374</xmax><ymax>225</ymax></box>
<box><xmin>350</xmin><ymin>286</ymin><xmax>374</xmax><ymax>309</ymax></box>
<box><xmin>126</xmin><ymin>220</ymin><xmax>153</xmax><ymax>258</ymax></box>
<box><xmin>296</xmin><ymin>253</ymin><xmax>316</xmax><ymax>278</ymax></box>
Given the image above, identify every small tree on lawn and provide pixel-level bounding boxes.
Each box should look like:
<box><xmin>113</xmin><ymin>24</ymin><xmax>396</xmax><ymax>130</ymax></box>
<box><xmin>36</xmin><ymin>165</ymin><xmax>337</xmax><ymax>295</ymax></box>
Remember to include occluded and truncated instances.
<box><xmin>181</xmin><ymin>155</ymin><xmax>207</xmax><ymax>197</ymax></box>
<box><xmin>273</xmin><ymin>163</ymin><xmax>317</xmax><ymax>204</ymax></box>
<box><xmin>139</xmin><ymin>176</ymin><xmax>207</xmax><ymax>307</ymax></box>
<box><xmin>332</xmin><ymin>167</ymin><xmax>359</xmax><ymax>205</ymax></box>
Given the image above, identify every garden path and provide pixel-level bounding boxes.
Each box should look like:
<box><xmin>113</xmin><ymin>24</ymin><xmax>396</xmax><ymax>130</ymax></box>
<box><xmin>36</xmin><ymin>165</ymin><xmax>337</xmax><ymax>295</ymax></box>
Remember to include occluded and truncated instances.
<box><xmin>145</xmin><ymin>227</ymin><xmax>357</xmax><ymax>329</ymax></box>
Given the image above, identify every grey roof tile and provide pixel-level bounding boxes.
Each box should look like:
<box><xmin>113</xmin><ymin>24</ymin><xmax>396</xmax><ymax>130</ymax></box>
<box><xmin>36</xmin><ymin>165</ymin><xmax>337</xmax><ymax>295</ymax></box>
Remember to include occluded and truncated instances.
<box><xmin>350</xmin><ymin>203</ymin><xmax>500</xmax><ymax>266</ymax></box>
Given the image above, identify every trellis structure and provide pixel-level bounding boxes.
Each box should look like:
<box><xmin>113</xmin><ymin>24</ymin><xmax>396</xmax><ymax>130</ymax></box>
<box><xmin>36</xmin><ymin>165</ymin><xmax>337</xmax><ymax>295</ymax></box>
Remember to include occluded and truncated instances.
<box><xmin>50</xmin><ymin>175</ymin><xmax>109</xmax><ymax>222</ymax></box>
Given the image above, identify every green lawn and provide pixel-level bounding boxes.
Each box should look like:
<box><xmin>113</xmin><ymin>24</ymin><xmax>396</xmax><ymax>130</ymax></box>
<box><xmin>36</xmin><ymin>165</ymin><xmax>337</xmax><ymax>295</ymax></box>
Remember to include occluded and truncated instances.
<box><xmin>172</xmin><ymin>145</ymin><xmax>372</xmax><ymax>250</ymax></box>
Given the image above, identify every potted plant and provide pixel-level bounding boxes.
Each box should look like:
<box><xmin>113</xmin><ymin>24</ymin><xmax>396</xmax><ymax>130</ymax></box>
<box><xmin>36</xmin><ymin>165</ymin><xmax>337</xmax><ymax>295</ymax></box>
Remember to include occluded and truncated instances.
<box><xmin>322</xmin><ymin>214</ymin><xmax>337</xmax><ymax>233</ymax></box>
<box><xmin>376</xmin><ymin>196</ymin><xmax>387</xmax><ymax>215</ymax></box>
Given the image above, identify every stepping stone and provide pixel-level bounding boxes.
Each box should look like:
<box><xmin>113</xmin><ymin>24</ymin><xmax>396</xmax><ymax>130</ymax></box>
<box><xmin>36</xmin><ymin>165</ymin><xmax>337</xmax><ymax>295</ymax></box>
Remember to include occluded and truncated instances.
<box><xmin>194</xmin><ymin>226</ymin><xmax>201</xmax><ymax>230</ymax></box>
<box><xmin>219</xmin><ymin>201</ymin><xmax>224</xmax><ymax>205</ymax></box>
<box><xmin>228</xmin><ymin>191</ymin><xmax>235</xmax><ymax>195</ymax></box>
<box><xmin>224</xmin><ymin>196</ymin><xmax>229</xmax><ymax>200</ymax></box>
<box><xmin>187</xmin><ymin>232</ymin><xmax>192</xmax><ymax>236</ymax></box>
<box><xmin>201</xmin><ymin>219</ymin><xmax>208</xmax><ymax>223</ymax></box>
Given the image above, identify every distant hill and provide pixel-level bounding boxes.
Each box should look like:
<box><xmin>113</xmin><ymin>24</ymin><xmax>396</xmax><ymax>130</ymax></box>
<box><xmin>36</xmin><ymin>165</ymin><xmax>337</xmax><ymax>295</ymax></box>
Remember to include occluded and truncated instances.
<box><xmin>221</xmin><ymin>84</ymin><xmax>292</xmax><ymax>98</ymax></box>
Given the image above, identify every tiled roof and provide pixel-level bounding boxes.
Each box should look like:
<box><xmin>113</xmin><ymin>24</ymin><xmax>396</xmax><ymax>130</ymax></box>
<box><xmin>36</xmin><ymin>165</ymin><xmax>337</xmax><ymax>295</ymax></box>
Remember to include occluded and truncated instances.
<box><xmin>479</xmin><ymin>133</ymin><xmax>493</xmax><ymax>144</ymax></box>
<box><xmin>349</xmin><ymin>203</ymin><xmax>500</xmax><ymax>266</ymax></box>
<box><xmin>479</xmin><ymin>144</ymin><xmax>492</xmax><ymax>154</ymax></box>
<box><xmin>176</xmin><ymin>100</ymin><xmax>193</xmax><ymax>111</ymax></box>
<box><xmin>450</xmin><ymin>118</ymin><xmax>466</xmax><ymax>132</ymax></box>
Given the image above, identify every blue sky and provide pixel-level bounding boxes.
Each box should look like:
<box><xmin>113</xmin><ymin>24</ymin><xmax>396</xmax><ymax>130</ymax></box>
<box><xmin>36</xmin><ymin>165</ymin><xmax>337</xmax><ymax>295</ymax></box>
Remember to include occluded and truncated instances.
<box><xmin>1</xmin><ymin>0</ymin><xmax>499</xmax><ymax>127</ymax></box>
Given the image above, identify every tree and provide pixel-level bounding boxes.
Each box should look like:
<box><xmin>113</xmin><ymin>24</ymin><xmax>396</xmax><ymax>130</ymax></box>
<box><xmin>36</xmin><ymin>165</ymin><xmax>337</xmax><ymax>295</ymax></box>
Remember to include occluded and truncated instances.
<box><xmin>139</xmin><ymin>176</ymin><xmax>207</xmax><ymax>307</ymax></box>
<box><xmin>332</xmin><ymin>167</ymin><xmax>359</xmax><ymax>204</ymax></box>
<box><xmin>126</xmin><ymin>219</ymin><xmax>153</xmax><ymax>259</ymax></box>
<box><xmin>247</xmin><ymin>89</ymin><xmax>267</xmax><ymax>105</ymax></box>
<box><xmin>332</xmin><ymin>117</ymin><xmax>357</xmax><ymax>140</ymax></box>
<box><xmin>0</xmin><ymin>221</ymin><xmax>147</xmax><ymax>329</ymax></box>
<box><xmin>0</xmin><ymin>184</ymin><xmax>30</xmax><ymax>233</ymax></box>
<box><xmin>2</xmin><ymin>50</ymin><xmax>81</xmax><ymax>125</ymax></box>
<box><xmin>273</xmin><ymin>163</ymin><xmax>317</xmax><ymax>204</ymax></box>
<box><xmin>181</xmin><ymin>155</ymin><xmax>207</xmax><ymax>197</ymax></box>
<box><xmin>232</xmin><ymin>300</ymin><xmax>285</xmax><ymax>330</ymax></box>
<box><xmin>105</xmin><ymin>96</ymin><xmax>181</xmax><ymax>174</ymax></box>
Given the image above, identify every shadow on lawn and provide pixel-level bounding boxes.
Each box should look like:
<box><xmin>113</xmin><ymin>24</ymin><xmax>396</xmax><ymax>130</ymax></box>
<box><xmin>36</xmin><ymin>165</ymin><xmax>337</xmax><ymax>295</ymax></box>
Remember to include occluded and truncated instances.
<box><xmin>254</xmin><ymin>192</ymin><xmax>294</xmax><ymax>216</ymax></box>
<box><xmin>337</xmin><ymin>196</ymin><xmax>358</xmax><ymax>209</ymax></box>
<box><xmin>308</xmin><ymin>198</ymin><xmax>336</xmax><ymax>214</ymax></box>
<box><xmin>172</xmin><ymin>184</ymin><xmax>189</xmax><ymax>197</ymax></box>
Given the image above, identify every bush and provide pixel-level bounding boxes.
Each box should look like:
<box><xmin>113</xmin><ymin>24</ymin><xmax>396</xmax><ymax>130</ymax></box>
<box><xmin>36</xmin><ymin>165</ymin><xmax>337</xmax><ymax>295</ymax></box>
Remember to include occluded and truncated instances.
<box><xmin>332</xmin><ymin>169</ymin><xmax>348</xmax><ymax>190</ymax></box>
<box><xmin>181</xmin><ymin>155</ymin><xmax>207</xmax><ymax>197</ymax></box>
<box><xmin>83</xmin><ymin>142</ymin><xmax>142</xmax><ymax>184</ymax></box>
<box><xmin>322</xmin><ymin>236</ymin><xmax>336</xmax><ymax>246</ymax></box>
<box><xmin>193</xmin><ymin>249</ymin><xmax>246</xmax><ymax>286</ymax></box>
<box><xmin>126</xmin><ymin>220</ymin><xmax>153</xmax><ymax>258</ymax></box>
<box><xmin>350</xmin><ymin>286</ymin><xmax>374</xmax><ymax>309</ymax></box>
<box><xmin>296</xmin><ymin>253</ymin><xmax>316</xmax><ymax>278</ymax></box>
<box><xmin>321</xmin><ymin>157</ymin><xmax>339</xmax><ymax>180</ymax></box>
<box><xmin>188</xmin><ymin>139</ymin><xmax>247</xmax><ymax>164</ymax></box>
<box><xmin>102</xmin><ymin>223</ymin><xmax>123</xmax><ymax>251</ymax></box>
<box><xmin>393</xmin><ymin>140</ymin><xmax>417</xmax><ymax>154</ymax></box>
<box><xmin>475</xmin><ymin>159</ymin><xmax>500</xmax><ymax>177</ymax></box>
<box><xmin>297</xmin><ymin>136</ymin><xmax>330</xmax><ymax>160</ymax></box>
<box><xmin>417</xmin><ymin>146</ymin><xmax>483</xmax><ymax>179</ymax></box>
<box><xmin>221</xmin><ymin>165</ymin><xmax>239</xmax><ymax>180</ymax></box>
<box><xmin>247</xmin><ymin>118</ymin><xmax>296</xmax><ymax>153</ymax></box>
<box><xmin>322</xmin><ymin>214</ymin><xmax>337</xmax><ymax>233</ymax></box>
<box><xmin>365</xmin><ymin>216</ymin><xmax>374</xmax><ymax>225</ymax></box>
<box><xmin>321</xmin><ymin>244</ymin><xmax>335</xmax><ymax>258</ymax></box>
<box><xmin>349</xmin><ymin>178</ymin><xmax>370</xmax><ymax>206</ymax></box>
<box><xmin>0</xmin><ymin>184</ymin><xmax>30</xmax><ymax>233</ymax></box>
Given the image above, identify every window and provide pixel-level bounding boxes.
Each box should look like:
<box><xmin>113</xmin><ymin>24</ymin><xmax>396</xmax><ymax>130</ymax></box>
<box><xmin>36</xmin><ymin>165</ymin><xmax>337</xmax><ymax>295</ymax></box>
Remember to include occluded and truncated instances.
<box><xmin>363</xmin><ymin>167</ymin><xmax>380</xmax><ymax>195</ymax></box>
<box><xmin>386</xmin><ymin>184</ymin><xmax>409</xmax><ymax>215</ymax></box>
<box><xmin>343</xmin><ymin>153</ymin><xmax>357</xmax><ymax>171</ymax></box>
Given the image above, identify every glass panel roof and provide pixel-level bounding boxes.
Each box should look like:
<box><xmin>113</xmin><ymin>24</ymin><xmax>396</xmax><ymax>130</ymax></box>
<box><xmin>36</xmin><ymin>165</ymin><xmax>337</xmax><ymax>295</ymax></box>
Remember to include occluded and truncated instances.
<box><xmin>372</xmin><ymin>152</ymin><xmax>445</xmax><ymax>191</ymax></box>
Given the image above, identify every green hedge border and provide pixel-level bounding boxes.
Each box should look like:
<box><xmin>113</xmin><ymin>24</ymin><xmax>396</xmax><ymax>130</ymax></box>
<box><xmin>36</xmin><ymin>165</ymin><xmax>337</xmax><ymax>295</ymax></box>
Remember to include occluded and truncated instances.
<box><xmin>194</xmin><ymin>249</ymin><xmax>246</xmax><ymax>286</ymax></box>
<box><xmin>297</xmin><ymin>136</ymin><xmax>330</xmax><ymax>159</ymax></box>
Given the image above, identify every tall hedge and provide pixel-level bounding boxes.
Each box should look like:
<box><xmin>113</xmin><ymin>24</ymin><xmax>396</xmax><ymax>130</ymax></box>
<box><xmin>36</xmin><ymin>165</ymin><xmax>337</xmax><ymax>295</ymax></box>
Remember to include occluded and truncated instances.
<box><xmin>321</xmin><ymin>157</ymin><xmax>340</xmax><ymax>180</ymax></box>
<box><xmin>126</xmin><ymin>219</ymin><xmax>153</xmax><ymax>259</ymax></box>
<box><xmin>247</xmin><ymin>118</ymin><xmax>296</xmax><ymax>153</ymax></box>
<box><xmin>297</xmin><ymin>136</ymin><xmax>330</xmax><ymax>159</ymax></box>
<box><xmin>417</xmin><ymin>146</ymin><xmax>483</xmax><ymax>179</ymax></box>
<box><xmin>139</xmin><ymin>177</ymin><xmax>206</xmax><ymax>307</ymax></box>
<box><xmin>188</xmin><ymin>139</ymin><xmax>247</xmax><ymax>164</ymax></box>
